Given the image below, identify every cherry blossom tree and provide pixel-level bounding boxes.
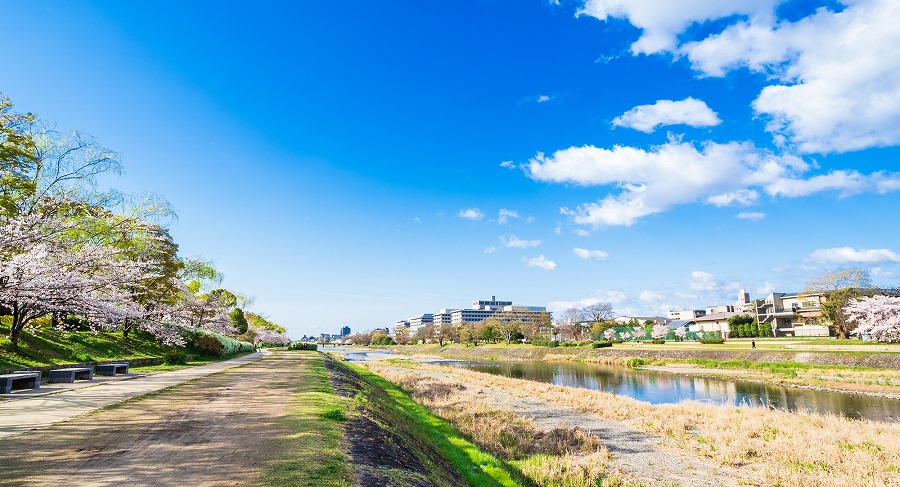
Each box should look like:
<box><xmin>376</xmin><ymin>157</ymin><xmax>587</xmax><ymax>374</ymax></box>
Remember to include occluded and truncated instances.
<box><xmin>255</xmin><ymin>328</ymin><xmax>290</xmax><ymax>346</ymax></box>
<box><xmin>674</xmin><ymin>327</ymin><xmax>687</xmax><ymax>341</ymax></box>
<box><xmin>651</xmin><ymin>324</ymin><xmax>669</xmax><ymax>340</ymax></box>
<box><xmin>847</xmin><ymin>295</ymin><xmax>900</xmax><ymax>343</ymax></box>
<box><xmin>633</xmin><ymin>326</ymin><xmax>645</xmax><ymax>340</ymax></box>
<box><xmin>621</xmin><ymin>331</ymin><xmax>632</xmax><ymax>341</ymax></box>
<box><xmin>603</xmin><ymin>328</ymin><xmax>616</xmax><ymax>341</ymax></box>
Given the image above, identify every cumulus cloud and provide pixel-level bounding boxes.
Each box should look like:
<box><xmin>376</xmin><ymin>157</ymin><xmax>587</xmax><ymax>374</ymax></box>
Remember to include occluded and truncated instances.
<box><xmin>689</xmin><ymin>271</ymin><xmax>720</xmax><ymax>292</ymax></box>
<box><xmin>457</xmin><ymin>208</ymin><xmax>485</xmax><ymax>220</ymax></box>
<box><xmin>500</xmin><ymin>235</ymin><xmax>541</xmax><ymax>249</ymax></box>
<box><xmin>526</xmin><ymin>254</ymin><xmax>557</xmax><ymax>270</ymax></box>
<box><xmin>612</xmin><ymin>98</ymin><xmax>721</xmax><ymax>133</ymax></box>
<box><xmin>500</xmin><ymin>160</ymin><xmax>517</xmax><ymax>169</ymax></box>
<box><xmin>573</xmin><ymin>248</ymin><xmax>609</xmax><ymax>261</ymax></box>
<box><xmin>736</xmin><ymin>212</ymin><xmax>765</xmax><ymax>221</ymax></box>
<box><xmin>498</xmin><ymin>209</ymin><xmax>519</xmax><ymax>224</ymax></box>
<box><xmin>808</xmin><ymin>247</ymin><xmax>900</xmax><ymax>264</ymax></box>
<box><xmin>528</xmin><ymin>139</ymin><xmax>900</xmax><ymax>227</ymax></box>
<box><xmin>548</xmin><ymin>289</ymin><xmax>628</xmax><ymax>313</ymax></box>
<box><xmin>639</xmin><ymin>291</ymin><xmax>666</xmax><ymax>302</ymax></box>
<box><xmin>583</xmin><ymin>0</ymin><xmax>900</xmax><ymax>154</ymax></box>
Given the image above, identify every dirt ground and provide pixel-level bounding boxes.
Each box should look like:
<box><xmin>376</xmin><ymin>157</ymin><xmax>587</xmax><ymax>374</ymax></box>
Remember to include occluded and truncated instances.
<box><xmin>0</xmin><ymin>353</ymin><xmax>302</xmax><ymax>487</ymax></box>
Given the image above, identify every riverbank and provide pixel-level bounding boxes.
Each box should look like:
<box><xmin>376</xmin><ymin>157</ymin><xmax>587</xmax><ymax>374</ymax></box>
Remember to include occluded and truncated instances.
<box><xmin>362</xmin><ymin>359</ymin><xmax>900</xmax><ymax>487</ymax></box>
<box><xmin>358</xmin><ymin>343</ymin><xmax>900</xmax><ymax>398</ymax></box>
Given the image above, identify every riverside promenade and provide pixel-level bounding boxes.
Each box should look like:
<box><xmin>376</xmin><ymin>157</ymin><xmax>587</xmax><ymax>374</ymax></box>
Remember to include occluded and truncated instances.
<box><xmin>0</xmin><ymin>351</ymin><xmax>264</xmax><ymax>439</ymax></box>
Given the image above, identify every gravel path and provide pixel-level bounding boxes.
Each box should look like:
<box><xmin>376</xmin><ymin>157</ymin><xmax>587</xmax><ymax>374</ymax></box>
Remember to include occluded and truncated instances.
<box><xmin>371</xmin><ymin>363</ymin><xmax>743</xmax><ymax>487</ymax></box>
<box><xmin>0</xmin><ymin>352</ymin><xmax>298</xmax><ymax>487</ymax></box>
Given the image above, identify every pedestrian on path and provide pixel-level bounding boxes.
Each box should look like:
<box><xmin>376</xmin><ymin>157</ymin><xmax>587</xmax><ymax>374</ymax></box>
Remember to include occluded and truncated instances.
<box><xmin>751</xmin><ymin>340</ymin><xmax>756</xmax><ymax>349</ymax></box>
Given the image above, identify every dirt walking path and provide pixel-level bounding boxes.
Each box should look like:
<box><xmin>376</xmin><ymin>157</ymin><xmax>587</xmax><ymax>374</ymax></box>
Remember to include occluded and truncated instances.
<box><xmin>367</xmin><ymin>362</ymin><xmax>743</xmax><ymax>487</ymax></box>
<box><xmin>0</xmin><ymin>352</ymin><xmax>303</xmax><ymax>487</ymax></box>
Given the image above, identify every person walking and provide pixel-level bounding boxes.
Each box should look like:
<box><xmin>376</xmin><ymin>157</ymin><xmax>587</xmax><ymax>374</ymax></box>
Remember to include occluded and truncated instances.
<box><xmin>751</xmin><ymin>340</ymin><xmax>756</xmax><ymax>349</ymax></box>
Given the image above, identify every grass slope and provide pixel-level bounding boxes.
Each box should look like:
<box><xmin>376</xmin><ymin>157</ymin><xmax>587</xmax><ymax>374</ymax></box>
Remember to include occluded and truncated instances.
<box><xmin>0</xmin><ymin>319</ymin><xmax>172</xmax><ymax>371</ymax></box>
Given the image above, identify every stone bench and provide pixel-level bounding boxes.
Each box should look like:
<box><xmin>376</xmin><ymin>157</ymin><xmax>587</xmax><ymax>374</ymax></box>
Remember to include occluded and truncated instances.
<box><xmin>0</xmin><ymin>372</ymin><xmax>41</xmax><ymax>394</ymax></box>
<box><xmin>95</xmin><ymin>363</ymin><xmax>129</xmax><ymax>376</ymax></box>
<box><xmin>48</xmin><ymin>367</ymin><xmax>94</xmax><ymax>383</ymax></box>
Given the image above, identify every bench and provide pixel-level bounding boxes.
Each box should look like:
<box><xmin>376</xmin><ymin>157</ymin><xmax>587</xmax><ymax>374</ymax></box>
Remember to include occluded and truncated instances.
<box><xmin>95</xmin><ymin>363</ymin><xmax>129</xmax><ymax>376</ymax></box>
<box><xmin>48</xmin><ymin>367</ymin><xmax>94</xmax><ymax>383</ymax></box>
<box><xmin>0</xmin><ymin>372</ymin><xmax>41</xmax><ymax>394</ymax></box>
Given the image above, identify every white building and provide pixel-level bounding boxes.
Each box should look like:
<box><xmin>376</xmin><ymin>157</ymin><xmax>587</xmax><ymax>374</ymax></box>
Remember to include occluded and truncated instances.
<box><xmin>667</xmin><ymin>309</ymin><xmax>706</xmax><ymax>320</ymax></box>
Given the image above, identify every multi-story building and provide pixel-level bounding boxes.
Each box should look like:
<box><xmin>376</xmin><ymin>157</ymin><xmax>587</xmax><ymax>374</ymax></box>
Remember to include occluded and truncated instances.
<box><xmin>667</xmin><ymin>309</ymin><xmax>706</xmax><ymax>320</ymax></box>
<box><xmin>432</xmin><ymin>309</ymin><xmax>455</xmax><ymax>327</ymax></box>
<box><xmin>340</xmin><ymin>326</ymin><xmax>351</xmax><ymax>337</ymax></box>
<box><xmin>753</xmin><ymin>291</ymin><xmax>830</xmax><ymax>337</ymax></box>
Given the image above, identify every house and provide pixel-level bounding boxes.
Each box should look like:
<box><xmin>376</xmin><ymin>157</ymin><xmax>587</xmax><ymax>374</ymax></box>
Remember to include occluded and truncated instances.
<box><xmin>688</xmin><ymin>312</ymin><xmax>739</xmax><ymax>338</ymax></box>
<box><xmin>753</xmin><ymin>291</ymin><xmax>830</xmax><ymax>337</ymax></box>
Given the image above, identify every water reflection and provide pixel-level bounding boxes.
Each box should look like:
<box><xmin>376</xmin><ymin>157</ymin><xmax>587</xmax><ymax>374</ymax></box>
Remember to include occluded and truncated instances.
<box><xmin>449</xmin><ymin>361</ymin><xmax>900</xmax><ymax>422</ymax></box>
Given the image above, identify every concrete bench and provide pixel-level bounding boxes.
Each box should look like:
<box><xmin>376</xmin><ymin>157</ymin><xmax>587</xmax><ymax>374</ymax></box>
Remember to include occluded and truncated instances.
<box><xmin>48</xmin><ymin>367</ymin><xmax>94</xmax><ymax>383</ymax></box>
<box><xmin>0</xmin><ymin>372</ymin><xmax>41</xmax><ymax>394</ymax></box>
<box><xmin>95</xmin><ymin>363</ymin><xmax>129</xmax><ymax>376</ymax></box>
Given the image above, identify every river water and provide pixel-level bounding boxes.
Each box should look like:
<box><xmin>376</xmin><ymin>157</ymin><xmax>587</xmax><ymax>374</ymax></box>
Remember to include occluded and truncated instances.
<box><xmin>448</xmin><ymin>361</ymin><xmax>900</xmax><ymax>422</ymax></box>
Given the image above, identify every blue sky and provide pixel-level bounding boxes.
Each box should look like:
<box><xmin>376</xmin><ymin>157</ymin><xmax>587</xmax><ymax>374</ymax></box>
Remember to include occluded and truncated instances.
<box><xmin>2</xmin><ymin>0</ymin><xmax>898</xmax><ymax>338</ymax></box>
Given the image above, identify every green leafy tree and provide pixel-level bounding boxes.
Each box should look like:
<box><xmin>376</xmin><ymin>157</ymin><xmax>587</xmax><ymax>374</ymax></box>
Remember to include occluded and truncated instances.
<box><xmin>230</xmin><ymin>308</ymin><xmax>249</xmax><ymax>334</ymax></box>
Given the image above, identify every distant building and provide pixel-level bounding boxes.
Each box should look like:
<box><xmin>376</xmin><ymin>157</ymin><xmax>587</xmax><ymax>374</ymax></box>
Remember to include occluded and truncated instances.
<box><xmin>752</xmin><ymin>291</ymin><xmax>830</xmax><ymax>337</ymax></box>
<box><xmin>340</xmin><ymin>326</ymin><xmax>351</xmax><ymax>337</ymax></box>
<box><xmin>667</xmin><ymin>309</ymin><xmax>706</xmax><ymax>320</ymax></box>
<box><xmin>613</xmin><ymin>316</ymin><xmax>668</xmax><ymax>325</ymax></box>
<box><xmin>432</xmin><ymin>309</ymin><xmax>455</xmax><ymax>327</ymax></box>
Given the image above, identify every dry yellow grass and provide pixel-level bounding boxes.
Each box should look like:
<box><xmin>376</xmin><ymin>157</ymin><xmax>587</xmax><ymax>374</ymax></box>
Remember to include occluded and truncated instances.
<box><xmin>366</xmin><ymin>361</ymin><xmax>900</xmax><ymax>487</ymax></box>
<box><xmin>377</xmin><ymin>368</ymin><xmax>628</xmax><ymax>486</ymax></box>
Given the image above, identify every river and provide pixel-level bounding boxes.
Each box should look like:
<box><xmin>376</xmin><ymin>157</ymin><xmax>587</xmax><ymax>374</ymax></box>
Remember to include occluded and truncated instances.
<box><xmin>448</xmin><ymin>360</ymin><xmax>900</xmax><ymax>422</ymax></box>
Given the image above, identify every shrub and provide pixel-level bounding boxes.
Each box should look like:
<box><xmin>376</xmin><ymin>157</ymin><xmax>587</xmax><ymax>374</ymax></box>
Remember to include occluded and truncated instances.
<box><xmin>195</xmin><ymin>335</ymin><xmax>225</xmax><ymax>357</ymax></box>
<box><xmin>700</xmin><ymin>338</ymin><xmax>726</xmax><ymax>344</ymax></box>
<box><xmin>592</xmin><ymin>341</ymin><xmax>612</xmax><ymax>348</ymax></box>
<box><xmin>371</xmin><ymin>335</ymin><xmax>396</xmax><ymax>346</ymax></box>
<box><xmin>650</xmin><ymin>340</ymin><xmax>666</xmax><ymax>344</ymax></box>
<box><xmin>187</xmin><ymin>329</ymin><xmax>255</xmax><ymax>356</ymax></box>
<box><xmin>163</xmin><ymin>350</ymin><xmax>188</xmax><ymax>365</ymax></box>
<box><xmin>626</xmin><ymin>358</ymin><xmax>648</xmax><ymax>368</ymax></box>
<box><xmin>611</xmin><ymin>340</ymin><xmax>624</xmax><ymax>344</ymax></box>
<box><xmin>288</xmin><ymin>341</ymin><xmax>318</xmax><ymax>351</ymax></box>
<box><xmin>531</xmin><ymin>338</ymin><xmax>559</xmax><ymax>348</ymax></box>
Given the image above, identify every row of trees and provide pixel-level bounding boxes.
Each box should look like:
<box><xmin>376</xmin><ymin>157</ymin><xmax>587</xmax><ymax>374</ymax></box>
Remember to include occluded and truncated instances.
<box><xmin>0</xmin><ymin>94</ymin><xmax>289</xmax><ymax>350</ymax></box>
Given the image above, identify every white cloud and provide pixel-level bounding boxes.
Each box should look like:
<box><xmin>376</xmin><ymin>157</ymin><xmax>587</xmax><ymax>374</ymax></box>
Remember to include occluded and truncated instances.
<box><xmin>573</xmin><ymin>248</ymin><xmax>609</xmax><ymax>261</ymax></box>
<box><xmin>499</xmin><ymin>160</ymin><xmax>516</xmax><ymax>169</ymax></box>
<box><xmin>500</xmin><ymin>235</ymin><xmax>541</xmax><ymax>249</ymax></box>
<box><xmin>498</xmin><ymin>209</ymin><xmax>519</xmax><ymax>224</ymax></box>
<box><xmin>872</xmin><ymin>267</ymin><xmax>897</xmax><ymax>279</ymax></box>
<box><xmin>554</xmin><ymin>225</ymin><xmax>562</xmax><ymax>235</ymax></box>
<box><xmin>808</xmin><ymin>247</ymin><xmax>900</xmax><ymax>264</ymax></box>
<box><xmin>457</xmin><ymin>208</ymin><xmax>485</xmax><ymax>220</ymax></box>
<box><xmin>538</xmin><ymin>95</ymin><xmax>551</xmax><ymax>103</ymax></box>
<box><xmin>526</xmin><ymin>254</ymin><xmax>557</xmax><ymax>270</ymax></box>
<box><xmin>736</xmin><ymin>212</ymin><xmax>765</xmax><ymax>221</ymax></box>
<box><xmin>584</xmin><ymin>0</ymin><xmax>900</xmax><ymax>154</ymax></box>
<box><xmin>483</xmin><ymin>246</ymin><xmax>497</xmax><ymax>254</ymax></box>
<box><xmin>548</xmin><ymin>289</ymin><xmax>628</xmax><ymax>313</ymax></box>
<box><xmin>528</xmin><ymin>139</ymin><xmax>900</xmax><ymax>227</ymax></box>
<box><xmin>708</xmin><ymin>189</ymin><xmax>758</xmax><ymax>207</ymax></box>
<box><xmin>756</xmin><ymin>282</ymin><xmax>777</xmax><ymax>296</ymax></box>
<box><xmin>612</xmin><ymin>98</ymin><xmax>721</xmax><ymax>133</ymax></box>
<box><xmin>578</xmin><ymin>0</ymin><xmax>776</xmax><ymax>55</ymax></box>
<box><xmin>574</xmin><ymin>229</ymin><xmax>591</xmax><ymax>237</ymax></box>
<box><xmin>689</xmin><ymin>270</ymin><xmax>720</xmax><ymax>292</ymax></box>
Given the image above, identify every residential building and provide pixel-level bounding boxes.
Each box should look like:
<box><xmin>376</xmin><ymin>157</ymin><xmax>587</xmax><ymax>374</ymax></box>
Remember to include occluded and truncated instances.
<box><xmin>667</xmin><ymin>309</ymin><xmax>706</xmax><ymax>320</ymax></box>
<box><xmin>407</xmin><ymin>313</ymin><xmax>434</xmax><ymax>334</ymax></box>
<box><xmin>688</xmin><ymin>312</ymin><xmax>739</xmax><ymax>338</ymax></box>
<box><xmin>432</xmin><ymin>309</ymin><xmax>455</xmax><ymax>327</ymax></box>
<box><xmin>753</xmin><ymin>291</ymin><xmax>830</xmax><ymax>337</ymax></box>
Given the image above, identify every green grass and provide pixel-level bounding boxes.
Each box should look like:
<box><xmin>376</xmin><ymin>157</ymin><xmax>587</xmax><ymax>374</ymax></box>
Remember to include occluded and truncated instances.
<box><xmin>1</xmin><ymin>318</ymin><xmax>172</xmax><ymax>371</ymax></box>
<box><xmin>678</xmin><ymin>358</ymin><xmax>869</xmax><ymax>375</ymax></box>
<box><xmin>263</xmin><ymin>352</ymin><xmax>351</xmax><ymax>486</ymax></box>
<box><xmin>346</xmin><ymin>361</ymin><xmax>526</xmax><ymax>487</ymax></box>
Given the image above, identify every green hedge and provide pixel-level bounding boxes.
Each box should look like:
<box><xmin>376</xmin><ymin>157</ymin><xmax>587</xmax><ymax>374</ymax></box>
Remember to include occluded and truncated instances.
<box><xmin>188</xmin><ymin>329</ymin><xmax>254</xmax><ymax>356</ymax></box>
<box><xmin>592</xmin><ymin>341</ymin><xmax>613</xmax><ymax>348</ymax></box>
<box><xmin>287</xmin><ymin>341</ymin><xmax>318</xmax><ymax>351</ymax></box>
<box><xmin>700</xmin><ymin>338</ymin><xmax>726</xmax><ymax>344</ymax></box>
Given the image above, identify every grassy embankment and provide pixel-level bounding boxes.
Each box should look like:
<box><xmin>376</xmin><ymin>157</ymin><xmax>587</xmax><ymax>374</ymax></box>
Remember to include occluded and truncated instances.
<box><xmin>0</xmin><ymin>318</ymin><xmax>245</xmax><ymax>373</ymax></box>
<box><xmin>269</xmin><ymin>350</ymin><xmax>528</xmax><ymax>486</ymax></box>
<box><xmin>368</xmin><ymin>360</ymin><xmax>900</xmax><ymax>487</ymax></box>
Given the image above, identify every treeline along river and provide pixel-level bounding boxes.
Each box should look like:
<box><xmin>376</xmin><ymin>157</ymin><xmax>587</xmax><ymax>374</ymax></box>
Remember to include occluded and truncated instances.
<box><xmin>449</xmin><ymin>361</ymin><xmax>900</xmax><ymax>422</ymax></box>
